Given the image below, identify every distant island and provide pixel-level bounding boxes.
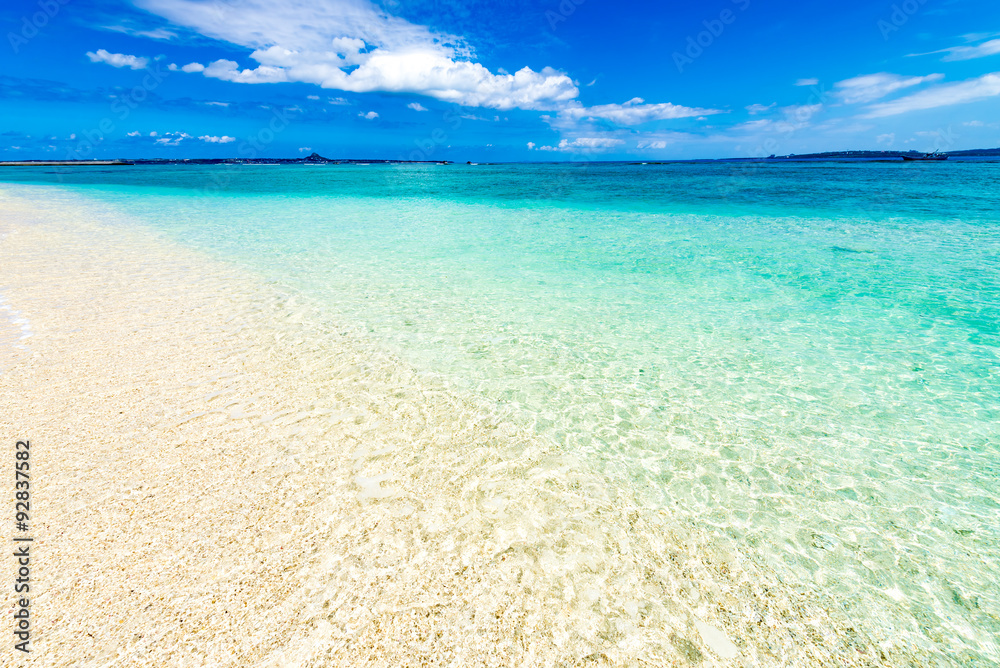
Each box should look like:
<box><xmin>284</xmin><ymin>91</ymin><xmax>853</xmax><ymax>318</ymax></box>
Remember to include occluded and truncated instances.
<box><xmin>742</xmin><ymin>148</ymin><xmax>1000</xmax><ymax>161</ymax></box>
<box><xmin>2</xmin><ymin>149</ymin><xmax>999</xmax><ymax>167</ymax></box>
<box><xmin>637</xmin><ymin>147</ymin><xmax>1000</xmax><ymax>164</ymax></box>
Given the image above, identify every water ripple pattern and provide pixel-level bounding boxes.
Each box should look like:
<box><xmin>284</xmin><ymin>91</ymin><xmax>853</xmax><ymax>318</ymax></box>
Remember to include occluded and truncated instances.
<box><xmin>2</xmin><ymin>161</ymin><xmax>998</xmax><ymax>664</ymax></box>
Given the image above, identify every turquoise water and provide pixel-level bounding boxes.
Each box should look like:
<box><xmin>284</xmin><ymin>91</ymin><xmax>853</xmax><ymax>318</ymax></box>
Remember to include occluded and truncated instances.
<box><xmin>4</xmin><ymin>163</ymin><xmax>1000</xmax><ymax>662</ymax></box>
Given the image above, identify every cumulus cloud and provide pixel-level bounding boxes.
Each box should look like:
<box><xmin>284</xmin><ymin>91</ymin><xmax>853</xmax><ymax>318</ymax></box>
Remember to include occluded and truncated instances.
<box><xmin>298</xmin><ymin>146</ymin><xmax>312</xmax><ymax>152</ymax></box>
<box><xmin>834</xmin><ymin>72</ymin><xmax>944</xmax><ymax>104</ymax></box>
<box><xmin>864</xmin><ymin>72</ymin><xmax>1000</xmax><ymax>117</ymax></box>
<box><xmin>126</xmin><ymin>130</ymin><xmax>142</xmax><ymax>137</ymax></box>
<box><xmin>328</xmin><ymin>97</ymin><xmax>350</xmax><ymax>105</ymax></box>
<box><xmin>559</xmin><ymin>97</ymin><xmax>721</xmax><ymax>125</ymax></box>
<box><xmin>127</xmin><ymin>0</ymin><xmax>717</xmax><ymax>123</ymax></box>
<box><xmin>181</xmin><ymin>62</ymin><xmax>205</xmax><ymax>73</ymax></box>
<box><xmin>202</xmin><ymin>58</ymin><xmax>285</xmax><ymax>83</ymax></box>
<box><xmin>876</xmin><ymin>133</ymin><xmax>895</xmax><ymax>145</ymax></box>
<box><xmin>154</xmin><ymin>131</ymin><xmax>192</xmax><ymax>145</ymax></box>
<box><xmin>358</xmin><ymin>111</ymin><xmax>378</xmax><ymax>119</ymax></box>
<box><xmin>198</xmin><ymin>135</ymin><xmax>235</xmax><ymax>143</ymax></box>
<box><xmin>132</xmin><ymin>0</ymin><xmax>578</xmax><ymax>111</ymax></box>
<box><xmin>86</xmin><ymin>49</ymin><xmax>149</xmax><ymax>70</ymax></box>
<box><xmin>407</xmin><ymin>102</ymin><xmax>428</xmax><ymax>111</ymax></box>
<box><xmin>533</xmin><ymin>137</ymin><xmax>625</xmax><ymax>152</ymax></box>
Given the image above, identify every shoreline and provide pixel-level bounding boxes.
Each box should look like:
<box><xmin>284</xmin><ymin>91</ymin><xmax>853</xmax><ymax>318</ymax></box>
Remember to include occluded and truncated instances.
<box><xmin>1</xmin><ymin>186</ymin><xmax>915</xmax><ymax>666</ymax></box>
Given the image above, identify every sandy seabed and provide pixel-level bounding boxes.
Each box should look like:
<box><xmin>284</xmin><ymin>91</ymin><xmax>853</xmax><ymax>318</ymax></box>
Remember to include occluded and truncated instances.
<box><xmin>0</xmin><ymin>187</ymin><xmax>920</xmax><ymax>667</ymax></box>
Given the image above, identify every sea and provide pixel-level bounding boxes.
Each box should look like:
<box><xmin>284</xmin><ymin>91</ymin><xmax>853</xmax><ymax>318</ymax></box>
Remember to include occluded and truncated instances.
<box><xmin>2</xmin><ymin>161</ymin><xmax>998</xmax><ymax>663</ymax></box>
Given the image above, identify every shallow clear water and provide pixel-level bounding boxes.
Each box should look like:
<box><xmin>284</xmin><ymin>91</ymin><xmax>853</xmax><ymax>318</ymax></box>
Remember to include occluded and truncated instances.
<box><xmin>3</xmin><ymin>162</ymin><xmax>999</xmax><ymax>662</ymax></box>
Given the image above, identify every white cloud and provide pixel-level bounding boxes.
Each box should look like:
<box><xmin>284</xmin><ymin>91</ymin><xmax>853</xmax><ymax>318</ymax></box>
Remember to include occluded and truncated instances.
<box><xmin>942</xmin><ymin>38</ymin><xmax>1000</xmax><ymax>61</ymax></box>
<box><xmin>298</xmin><ymin>147</ymin><xmax>313</xmax><ymax>152</ymax></box>
<box><xmin>133</xmin><ymin>0</ymin><xmax>578</xmax><ymax>111</ymax></box>
<box><xmin>745</xmin><ymin>102</ymin><xmax>776</xmax><ymax>115</ymax></box>
<box><xmin>137</xmin><ymin>27</ymin><xmax>175</xmax><ymax>40</ymax></box>
<box><xmin>534</xmin><ymin>137</ymin><xmax>625</xmax><ymax>152</ymax></box>
<box><xmin>876</xmin><ymin>133</ymin><xmax>895</xmax><ymax>145</ymax></box>
<box><xmin>127</xmin><ymin>0</ymin><xmax>719</xmax><ymax>123</ymax></box>
<box><xmin>961</xmin><ymin>119</ymin><xmax>999</xmax><ymax>129</ymax></box>
<box><xmin>795</xmin><ymin>78</ymin><xmax>818</xmax><ymax>86</ymax></box>
<box><xmin>102</xmin><ymin>25</ymin><xmax>176</xmax><ymax>40</ymax></box>
<box><xmin>962</xmin><ymin>31</ymin><xmax>1000</xmax><ymax>42</ymax></box>
<box><xmin>168</xmin><ymin>63</ymin><xmax>178</xmax><ymax>71</ymax></box>
<box><xmin>307</xmin><ymin>95</ymin><xmax>320</xmax><ymax>100</ymax></box>
<box><xmin>864</xmin><ymin>72</ymin><xmax>1000</xmax><ymax>117</ymax></box>
<box><xmin>358</xmin><ymin>111</ymin><xmax>378</xmax><ymax>119</ymax></box>
<box><xmin>201</xmin><ymin>58</ymin><xmax>286</xmax><ymax>83</ymax></box>
<box><xmin>784</xmin><ymin>103</ymin><xmax>822</xmax><ymax>121</ymax></box>
<box><xmin>634</xmin><ymin>132</ymin><xmax>693</xmax><ymax>149</ymax></box>
<box><xmin>126</xmin><ymin>131</ymin><xmax>142</xmax><ymax>137</ymax></box>
<box><xmin>154</xmin><ymin>132</ymin><xmax>192</xmax><ymax>146</ymax></box>
<box><xmin>149</xmin><ymin>131</ymin><xmax>157</xmax><ymax>137</ymax></box>
<box><xmin>204</xmin><ymin>101</ymin><xmax>229</xmax><ymax>107</ymax></box>
<box><xmin>732</xmin><ymin>103</ymin><xmax>822</xmax><ymax>134</ymax></box>
<box><xmin>328</xmin><ymin>97</ymin><xmax>350</xmax><ymax>105</ymax></box>
<box><xmin>181</xmin><ymin>62</ymin><xmax>205</xmax><ymax>73</ymax></box>
<box><xmin>526</xmin><ymin>141</ymin><xmax>535</xmax><ymax>149</ymax></box>
<box><xmin>834</xmin><ymin>72</ymin><xmax>944</xmax><ymax>104</ymax></box>
<box><xmin>198</xmin><ymin>135</ymin><xmax>235</xmax><ymax>143</ymax></box>
<box><xmin>559</xmin><ymin>97</ymin><xmax>721</xmax><ymax>126</ymax></box>
<box><xmin>85</xmin><ymin>49</ymin><xmax>149</xmax><ymax>70</ymax></box>
<box><xmin>911</xmin><ymin>38</ymin><xmax>1000</xmax><ymax>62</ymax></box>
<box><xmin>407</xmin><ymin>102</ymin><xmax>428</xmax><ymax>111</ymax></box>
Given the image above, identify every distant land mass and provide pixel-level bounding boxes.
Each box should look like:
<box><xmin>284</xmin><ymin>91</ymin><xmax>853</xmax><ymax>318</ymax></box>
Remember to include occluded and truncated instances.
<box><xmin>1</xmin><ymin>149</ymin><xmax>999</xmax><ymax>167</ymax></box>
<box><xmin>756</xmin><ymin>148</ymin><xmax>1000</xmax><ymax>160</ymax></box>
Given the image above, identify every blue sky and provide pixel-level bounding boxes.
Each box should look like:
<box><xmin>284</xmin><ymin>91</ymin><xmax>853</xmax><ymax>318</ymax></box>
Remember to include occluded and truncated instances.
<box><xmin>1</xmin><ymin>0</ymin><xmax>998</xmax><ymax>160</ymax></box>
